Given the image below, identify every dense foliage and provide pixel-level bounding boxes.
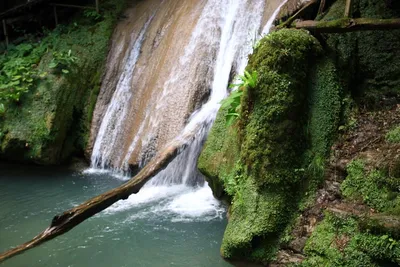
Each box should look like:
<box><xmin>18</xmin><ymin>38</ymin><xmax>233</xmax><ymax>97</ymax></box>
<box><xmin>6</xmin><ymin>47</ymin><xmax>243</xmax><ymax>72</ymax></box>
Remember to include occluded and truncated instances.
<box><xmin>0</xmin><ymin>0</ymin><xmax>126</xmax><ymax>163</ymax></box>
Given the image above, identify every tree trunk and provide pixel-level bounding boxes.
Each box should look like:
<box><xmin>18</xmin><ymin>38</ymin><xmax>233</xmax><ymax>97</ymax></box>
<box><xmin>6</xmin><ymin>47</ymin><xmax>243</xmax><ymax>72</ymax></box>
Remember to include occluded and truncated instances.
<box><xmin>295</xmin><ymin>18</ymin><xmax>400</xmax><ymax>32</ymax></box>
<box><xmin>344</xmin><ymin>0</ymin><xmax>352</xmax><ymax>18</ymax></box>
<box><xmin>318</xmin><ymin>0</ymin><xmax>326</xmax><ymax>15</ymax></box>
<box><xmin>0</xmin><ymin>130</ymin><xmax>197</xmax><ymax>263</ymax></box>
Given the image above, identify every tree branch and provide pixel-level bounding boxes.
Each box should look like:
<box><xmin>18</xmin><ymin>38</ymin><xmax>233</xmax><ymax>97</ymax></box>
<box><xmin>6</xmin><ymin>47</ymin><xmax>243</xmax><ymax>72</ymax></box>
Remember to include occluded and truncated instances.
<box><xmin>295</xmin><ymin>18</ymin><xmax>400</xmax><ymax>33</ymax></box>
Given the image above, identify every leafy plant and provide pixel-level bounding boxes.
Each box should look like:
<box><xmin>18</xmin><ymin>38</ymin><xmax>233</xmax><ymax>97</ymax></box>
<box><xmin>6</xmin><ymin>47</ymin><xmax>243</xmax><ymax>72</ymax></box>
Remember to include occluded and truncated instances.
<box><xmin>84</xmin><ymin>9</ymin><xmax>102</xmax><ymax>21</ymax></box>
<box><xmin>230</xmin><ymin>70</ymin><xmax>258</xmax><ymax>89</ymax></box>
<box><xmin>221</xmin><ymin>70</ymin><xmax>258</xmax><ymax>126</ymax></box>
<box><xmin>0</xmin><ymin>103</ymin><xmax>5</xmax><ymax>117</ymax></box>
<box><xmin>49</xmin><ymin>50</ymin><xmax>78</xmax><ymax>74</ymax></box>
<box><xmin>307</xmin><ymin>154</ymin><xmax>325</xmax><ymax>181</ymax></box>
<box><xmin>0</xmin><ymin>43</ymin><xmax>47</xmax><ymax>107</ymax></box>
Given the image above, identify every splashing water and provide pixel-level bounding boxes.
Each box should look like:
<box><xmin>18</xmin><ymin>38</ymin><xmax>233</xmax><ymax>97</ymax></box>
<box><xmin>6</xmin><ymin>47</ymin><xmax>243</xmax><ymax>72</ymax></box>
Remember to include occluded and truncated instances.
<box><xmin>88</xmin><ymin>0</ymin><xmax>286</xmax><ymax>220</ymax></box>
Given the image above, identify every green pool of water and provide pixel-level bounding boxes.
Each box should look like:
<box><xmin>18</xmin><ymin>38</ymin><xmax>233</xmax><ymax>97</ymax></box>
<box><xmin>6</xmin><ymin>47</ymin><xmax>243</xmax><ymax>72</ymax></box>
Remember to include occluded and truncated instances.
<box><xmin>0</xmin><ymin>163</ymin><xmax>231</xmax><ymax>267</ymax></box>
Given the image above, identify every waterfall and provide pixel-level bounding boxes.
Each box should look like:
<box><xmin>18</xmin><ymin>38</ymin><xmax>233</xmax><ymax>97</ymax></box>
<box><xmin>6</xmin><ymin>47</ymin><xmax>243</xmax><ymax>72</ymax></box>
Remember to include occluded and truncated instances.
<box><xmin>88</xmin><ymin>0</ymin><xmax>286</xmax><ymax>217</ymax></box>
<box><xmin>91</xmin><ymin>13</ymin><xmax>156</xmax><ymax>172</ymax></box>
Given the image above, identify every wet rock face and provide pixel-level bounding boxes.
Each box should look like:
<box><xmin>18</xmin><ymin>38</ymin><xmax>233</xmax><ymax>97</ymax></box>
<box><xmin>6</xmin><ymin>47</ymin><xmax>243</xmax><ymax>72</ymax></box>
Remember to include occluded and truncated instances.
<box><xmin>88</xmin><ymin>0</ymin><xmax>213</xmax><ymax>170</ymax></box>
<box><xmin>88</xmin><ymin>0</ymin><xmax>272</xmax><ymax>172</ymax></box>
<box><xmin>277</xmin><ymin>0</ymin><xmax>313</xmax><ymax>21</ymax></box>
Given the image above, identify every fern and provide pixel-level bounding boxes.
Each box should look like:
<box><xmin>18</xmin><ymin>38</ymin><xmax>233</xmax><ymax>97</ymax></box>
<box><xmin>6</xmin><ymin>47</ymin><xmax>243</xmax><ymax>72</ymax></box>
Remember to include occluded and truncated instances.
<box><xmin>221</xmin><ymin>70</ymin><xmax>258</xmax><ymax>126</ymax></box>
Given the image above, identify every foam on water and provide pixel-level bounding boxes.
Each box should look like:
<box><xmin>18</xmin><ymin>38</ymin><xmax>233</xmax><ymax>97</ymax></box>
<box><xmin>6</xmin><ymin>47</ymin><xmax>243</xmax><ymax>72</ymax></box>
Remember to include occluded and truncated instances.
<box><xmin>104</xmin><ymin>183</ymin><xmax>224</xmax><ymax>223</ymax></box>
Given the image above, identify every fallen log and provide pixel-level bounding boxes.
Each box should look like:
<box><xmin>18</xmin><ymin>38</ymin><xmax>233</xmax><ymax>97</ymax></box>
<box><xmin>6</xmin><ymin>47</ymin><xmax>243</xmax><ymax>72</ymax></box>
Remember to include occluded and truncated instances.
<box><xmin>295</xmin><ymin>18</ymin><xmax>400</xmax><ymax>32</ymax></box>
<box><xmin>0</xmin><ymin>130</ymin><xmax>197</xmax><ymax>263</ymax></box>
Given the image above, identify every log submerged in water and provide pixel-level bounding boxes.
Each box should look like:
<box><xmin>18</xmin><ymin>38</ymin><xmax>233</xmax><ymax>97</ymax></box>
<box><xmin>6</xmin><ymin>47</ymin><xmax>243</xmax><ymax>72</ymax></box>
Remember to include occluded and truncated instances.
<box><xmin>0</xmin><ymin>130</ymin><xmax>196</xmax><ymax>263</ymax></box>
<box><xmin>295</xmin><ymin>18</ymin><xmax>400</xmax><ymax>32</ymax></box>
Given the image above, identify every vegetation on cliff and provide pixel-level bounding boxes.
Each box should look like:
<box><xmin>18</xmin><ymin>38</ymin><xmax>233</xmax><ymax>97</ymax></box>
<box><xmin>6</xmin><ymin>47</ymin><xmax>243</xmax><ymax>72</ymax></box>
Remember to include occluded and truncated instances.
<box><xmin>0</xmin><ymin>0</ymin><xmax>125</xmax><ymax>164</ymax></box>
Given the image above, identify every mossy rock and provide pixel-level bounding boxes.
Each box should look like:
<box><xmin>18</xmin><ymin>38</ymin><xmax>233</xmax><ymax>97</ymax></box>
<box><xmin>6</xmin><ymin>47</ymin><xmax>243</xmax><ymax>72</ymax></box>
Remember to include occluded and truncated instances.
<box><xmin>0</xmin><ymin>0</ymin><xmax>126</xmax><ymax>164</ymax></box>
<box><xmin>241</xmin><ymin>28</ymin><xmax>322</xmax><ymax>188</ymax></box>
<box><xmin>199</xmin><ymin>28</ymin><xmax>328</xmax><ymax>263</ymax></box>
<box><xmin>198</xmin><ymin>106</ymin><xmax>241</xmax><ymax>199</ymax></box>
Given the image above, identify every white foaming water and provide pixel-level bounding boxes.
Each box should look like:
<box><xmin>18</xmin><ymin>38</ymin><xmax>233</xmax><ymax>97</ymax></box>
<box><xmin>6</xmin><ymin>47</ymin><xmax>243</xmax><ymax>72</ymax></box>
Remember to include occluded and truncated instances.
<box><xmin>104</xmin><ymin>184</ymin><xmax>225</xmax><ymax>222</ymax></box>
<box><xmin>91</xmin><ymin>0</ymin><xmax>285</xmax><ymax>221</ymax></box>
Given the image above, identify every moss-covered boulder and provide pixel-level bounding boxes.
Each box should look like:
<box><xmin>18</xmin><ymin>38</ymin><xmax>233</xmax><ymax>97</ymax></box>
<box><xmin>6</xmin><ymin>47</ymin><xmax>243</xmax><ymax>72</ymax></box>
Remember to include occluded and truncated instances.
<box><xmin>199</xmin><ymin>29</ymin><xmax>335</xmax><ymax>263</ymax></box>
<box><xmin>0</xmin><ymin>0</ymin><xmax>125</xmax><ymax>164</ymax></box>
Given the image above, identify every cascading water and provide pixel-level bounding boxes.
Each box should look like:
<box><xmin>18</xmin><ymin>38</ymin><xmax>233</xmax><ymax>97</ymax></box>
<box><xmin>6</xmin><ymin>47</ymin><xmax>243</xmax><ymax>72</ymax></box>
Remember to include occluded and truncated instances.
<box><xmin>88</xmin><ymin>0</ymin><xmax>286</xmax><ymax>219</ymax></box>
<box><xmin>91</xmin><ymin>13</ymin><xmax>156</xmax><ymax>171</ymax></box>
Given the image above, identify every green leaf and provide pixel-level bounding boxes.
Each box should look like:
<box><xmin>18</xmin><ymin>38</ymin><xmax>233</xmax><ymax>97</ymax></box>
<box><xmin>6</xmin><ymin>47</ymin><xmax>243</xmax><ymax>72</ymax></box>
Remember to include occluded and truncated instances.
<box><xmin>49</xmin><ymin>62</ymin><xmax>58</xmax><ymax>69</ymax></box>
<box><xmin>62</xmin><ymin>69</ymin><xmax>69</xmax><ymax>74</ymax></box>
<box><xmin>226</xmin><ymin>115</ymin><xmax>237</xmax><ymax>127</ymax></box>
<box><xmin>39</xmin><ymin>72</ymin><xmax>48</xmax><ymax>78</ymax></box>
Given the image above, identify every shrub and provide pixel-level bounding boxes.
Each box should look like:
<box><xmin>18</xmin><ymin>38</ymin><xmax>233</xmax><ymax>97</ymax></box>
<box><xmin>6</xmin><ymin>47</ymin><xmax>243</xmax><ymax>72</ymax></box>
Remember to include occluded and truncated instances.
<box><xmin>49</xmin><ymin>50</ymin><xmax>78</xmax><ymax>74</ymax></box>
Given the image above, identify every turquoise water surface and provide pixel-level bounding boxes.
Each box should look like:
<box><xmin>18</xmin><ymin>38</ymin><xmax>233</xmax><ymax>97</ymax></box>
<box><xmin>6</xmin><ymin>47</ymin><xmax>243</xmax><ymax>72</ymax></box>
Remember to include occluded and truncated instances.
<box><xmin>0</xmin><ymin>163</ymin><xmax>231</xmax><ymax>267</ymax></box>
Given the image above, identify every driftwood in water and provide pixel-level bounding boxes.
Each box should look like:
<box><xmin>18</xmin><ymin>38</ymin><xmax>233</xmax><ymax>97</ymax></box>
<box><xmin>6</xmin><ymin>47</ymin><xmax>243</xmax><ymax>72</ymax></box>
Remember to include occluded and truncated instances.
<box><xmin>295</xmin><ymin>18</ymin><xmax>400</xmax><ymax>32</ymax></box>
<box><xmin>0</xmin><ymin>131</ymin><xmax>195</xmax><ymax>263</ymax></box>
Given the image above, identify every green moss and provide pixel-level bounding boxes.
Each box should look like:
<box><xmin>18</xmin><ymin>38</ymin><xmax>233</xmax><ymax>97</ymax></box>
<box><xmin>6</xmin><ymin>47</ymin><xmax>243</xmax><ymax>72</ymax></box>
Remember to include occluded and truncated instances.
<box><xmin>0</xmin><ymin>0</ymin><xmax>126</xmax><ymax>164</ymax></box>
<box><xmin>386</xmin><ymin>126</ymin><xmax>400</xmax><ymax>143</ymax></box>
<box><xmin>198</xmin><ymin>106</ymin><xmax>241</xmax><ymax>198</ymax></box>
<box><xmin>301</xmin><ymin>213</ymin><xmax>400</xmax><ymax>266</ymax></box>
<box><xmin>303</xmin><ymin>58</ymin><xmax>342</xmax><ymax>193</ymax></box>
<box><xmin>341</xmin><ymin>160</ymin><xmax>400</xmax><ymax>215</ymax></box>
<box><xmin>242</xmin><ymin>29</ymin><xmax>322</xmax><ymax>187</ymax></box>
<box><xmin>200</xmin><ymin>29</ymin><xmax>329</xmax><ymax>263</ymax></box>
<box><xmin>221</xmin><ymin>178</ymin><xmax>291</xmax><ymax>262</ymax></box>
